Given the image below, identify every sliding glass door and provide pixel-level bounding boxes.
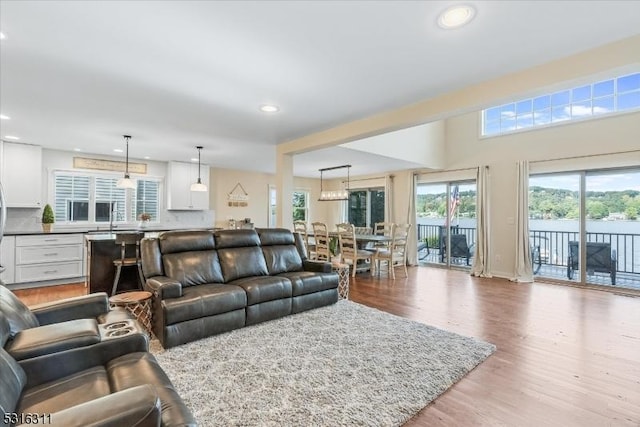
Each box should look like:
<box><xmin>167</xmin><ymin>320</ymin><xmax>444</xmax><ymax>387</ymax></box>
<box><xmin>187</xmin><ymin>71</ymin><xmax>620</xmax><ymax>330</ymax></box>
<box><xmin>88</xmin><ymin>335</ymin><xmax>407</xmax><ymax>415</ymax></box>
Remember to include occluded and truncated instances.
<box><xmin>416</xmin><ymin>180</ymin><xmax>476</xmax><ymax>269</ymax></box>
<box><xmin>529</xmin><ymin>168</ymin><xmax>640</xmax><ymax>290</ymax></box>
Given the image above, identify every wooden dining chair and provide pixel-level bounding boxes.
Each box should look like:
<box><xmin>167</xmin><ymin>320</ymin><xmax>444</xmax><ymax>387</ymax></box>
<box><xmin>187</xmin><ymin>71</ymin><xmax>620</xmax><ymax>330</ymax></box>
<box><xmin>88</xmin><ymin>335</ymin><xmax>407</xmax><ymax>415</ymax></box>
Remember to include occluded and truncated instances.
<box><xmin>337</xmin><ymin>223</ymin><xmax>375</xmax><ymax>277</ymax></box>
<box><xmin>373</xmin><ymin>222</ymin><xmax>395</xmax><ymax>250</ymax></box>
<box><xmin>372</xmin><ymin>224</ymin><xmax>410</xmax><ymax>279</ymax></box>
<box><xmin>294</xmin><ymin>220</ymin><xmax>316</xmax><ymax>259</ymax></box>
<box><xmin>312</xmin><ymin>222</ymin><xmax>330</xmax><ymax>261</ymax></box>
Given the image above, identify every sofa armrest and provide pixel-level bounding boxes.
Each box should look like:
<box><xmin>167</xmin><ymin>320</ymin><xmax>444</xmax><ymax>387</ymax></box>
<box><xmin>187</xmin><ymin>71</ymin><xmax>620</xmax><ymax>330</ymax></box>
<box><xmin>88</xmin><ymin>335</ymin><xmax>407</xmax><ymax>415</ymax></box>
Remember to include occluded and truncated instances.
<box><xmin>303</xmin><ymin>260</ymin><xmax>333</xmax><ymax>273</ymax></box>
<box><xmin>31</xmin><ymin>293</ymin><xmax>110</xmax><ymax>325</ymax></box>
<box><xmin>18</xmin><ymin>385</ymin><xmax>162</xmax><ymax>427</ymax></box>
<box><xmin>19</xmin><ymin>334</ymin><xmax>149</xmax><ymax>388</ymax></box>
<box><xmin>145</xmin><ymin>276</ymin><xmax>183</xmax><ymax>299</ymax></box>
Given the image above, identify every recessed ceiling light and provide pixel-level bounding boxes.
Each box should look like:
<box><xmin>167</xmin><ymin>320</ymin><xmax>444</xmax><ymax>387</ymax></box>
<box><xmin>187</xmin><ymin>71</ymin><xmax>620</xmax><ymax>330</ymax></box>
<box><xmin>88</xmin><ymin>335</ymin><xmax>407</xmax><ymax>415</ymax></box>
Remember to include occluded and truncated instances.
<box><xmin>143</xmin><ymin>156</ymin><xmax>150</xmax><ymax>160</ymax></box>
<box><xmin>113</xmin><ymin>148</ymin><xmax>124</xmax><ymax>153</ymax></box>
<box><xmin>73</xmin><ymin>148</ymin><xmax>82</xmax><ymax>152</ymax></box>
<box><xmin>260</xmin><ymin>104</ymin><xmax>280</xmax><ymax>113</ymax></box>
<box><xmin>0</xmin><ymin>33</ymin><xmax>6</xmax><ymax>40</ymax></box>
<box><xmin>0</xmin><ymin>114</ymin><xmax>9</xmax><ymax>120</ymax></box>
<box><xmin>437</xmin><ymin>5</ymin><xmax>476</xmax><ymax>29</ymax></box>
<box><xmin>4</xmin><ymin>135</ymin><xmax>19</xmax><ymax>140</ymax></box>
<box><xmin>191</xmin><ymin>158</ymin><xmax>199</xmax><ymax>162</ymax></box>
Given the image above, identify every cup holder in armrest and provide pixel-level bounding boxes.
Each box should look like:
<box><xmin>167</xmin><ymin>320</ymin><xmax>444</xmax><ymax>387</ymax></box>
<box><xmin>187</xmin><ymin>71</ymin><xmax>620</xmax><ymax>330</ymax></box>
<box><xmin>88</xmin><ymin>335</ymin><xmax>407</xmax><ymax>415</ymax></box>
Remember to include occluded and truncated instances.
<box><xmin>99</xmin><ymin>319</ymin><xmax>144</xmax><ymax>340</ymax></box>
<box><xmin>104</xmin><ymin>321</ymin><xmax>130</xmax><ymax>330</ymax></box>
<box><xmin>106</xmin><ymin>327</ymin><xmax>134</xmax><ymax>337</ymax></box>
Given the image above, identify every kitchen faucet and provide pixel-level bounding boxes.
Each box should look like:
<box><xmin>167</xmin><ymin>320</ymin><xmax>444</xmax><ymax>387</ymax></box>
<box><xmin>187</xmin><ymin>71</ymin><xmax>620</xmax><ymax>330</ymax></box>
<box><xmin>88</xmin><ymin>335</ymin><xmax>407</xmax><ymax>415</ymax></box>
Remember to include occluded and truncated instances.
<box><xmin>109</xmin><ymin>202</ymin><xmax>117</xmax><ymax>234</ymax></box>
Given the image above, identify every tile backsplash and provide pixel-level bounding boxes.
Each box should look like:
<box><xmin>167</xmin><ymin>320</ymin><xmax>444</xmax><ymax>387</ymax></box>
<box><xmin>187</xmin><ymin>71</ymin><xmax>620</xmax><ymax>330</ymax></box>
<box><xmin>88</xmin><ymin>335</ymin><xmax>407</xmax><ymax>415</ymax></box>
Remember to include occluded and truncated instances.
<box><xmin>4</xmin><ymin>208</ymin><xmax>215</xmax><ymax>233</ymax></box>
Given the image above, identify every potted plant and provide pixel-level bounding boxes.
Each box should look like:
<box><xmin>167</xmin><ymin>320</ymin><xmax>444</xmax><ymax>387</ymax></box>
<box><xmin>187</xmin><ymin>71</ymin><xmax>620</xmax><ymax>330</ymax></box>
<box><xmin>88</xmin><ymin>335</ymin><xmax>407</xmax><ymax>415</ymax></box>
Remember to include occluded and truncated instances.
<box><xmin>329</xmin><ymin>237</ymin><xmax>341</xmax><ymax>263</ymax></box>
<box><xmin>138</xmin><ymin>212</ymin><xmax>151</xmax><ymax>228</ymax></box>
<box><xmin>42</xmin><ymin>204</ymin><xmax>54</xmax><ymax>233</ymax></box>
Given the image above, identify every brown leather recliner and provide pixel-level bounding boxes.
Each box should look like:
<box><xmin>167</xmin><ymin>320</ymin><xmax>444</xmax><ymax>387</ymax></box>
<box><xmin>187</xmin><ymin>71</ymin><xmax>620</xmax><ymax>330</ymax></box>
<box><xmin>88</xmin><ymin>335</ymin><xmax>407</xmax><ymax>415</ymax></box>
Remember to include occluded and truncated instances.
<box><xmin>141</xmin><ymin>228</ymin><xmax>339</xmax><ymax>348</ymax></box>
<box><xmin>0</xmin><ymin>314</ymin><xmax>196</xmax><ymax>427</ymax></box>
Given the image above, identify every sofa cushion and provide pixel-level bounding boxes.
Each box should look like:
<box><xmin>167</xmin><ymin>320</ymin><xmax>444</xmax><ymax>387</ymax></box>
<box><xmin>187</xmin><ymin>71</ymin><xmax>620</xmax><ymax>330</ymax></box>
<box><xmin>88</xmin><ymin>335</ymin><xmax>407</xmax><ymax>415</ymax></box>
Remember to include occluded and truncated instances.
<box><xmin>163</xmin><ymin>250</ymin><xmax>224</xmax><ymax>287</ymax></box>
<box><xmin>229</xmin><ymin>276</ymin><xmax>292</xmax><ymax>305</ymax></box>
<box><xmin>277</xmin><ymin>271</ymin><xmax>337</xmax><ymax>297</ymax></box>
<box><xmin>257</xmin><ymin>228</ymin><xmax>296</xmax><ymax>246</ymax></box>
<box><xmin>107</xmin><ymin>352</ymin><xmax>195</xmax><ymax>426</ymax></box>
<box><xmin>17</xmin><ymin>365</ymin><xmax>110</xmax><ymax>414</ymax></box>
<box><xmin>262</xmin><ymin>246</ymin><xmax>303</xmax><ymax>275</ymax></box>
<box><xmin>6</xmin><ymin>319</ymin><xmax>101</xmax><ymax>361</ymax></box>
<box><xmin>159</xmin><ymin>230</ymin><xmax>215</xmax><ymax>254</ymax></box>
<box><xmin>218</xmin><ymin>246</ymin><xmax>269</xmax><ymax>282</ymax></box>
<box><xmin>0</xmin><ymin>347</ymin><xmax>26</xmax><ymax>416</ymax></box>
<box><xmin>0</xmin><ymin>285</ymin><xmax>40</xmax><ymax>337</ymax></box>
<box><xmin>214</xmin><ymin>229</ymin><xmax>260</xmax><ymax>249</ymax></box>
<box><xmin>163</xmin><ymin>284</ymin><xmax>246</xmax><ymax>325</ymax></box>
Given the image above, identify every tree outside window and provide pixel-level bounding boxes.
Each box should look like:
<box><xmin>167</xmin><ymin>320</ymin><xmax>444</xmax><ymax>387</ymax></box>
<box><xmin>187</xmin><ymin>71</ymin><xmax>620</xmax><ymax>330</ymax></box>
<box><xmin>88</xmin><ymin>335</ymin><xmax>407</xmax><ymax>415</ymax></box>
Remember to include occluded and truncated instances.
<box><xmin>293</xmin><ymin>191</ymin><xmax>309</xmax><ymax>222</ymax></box>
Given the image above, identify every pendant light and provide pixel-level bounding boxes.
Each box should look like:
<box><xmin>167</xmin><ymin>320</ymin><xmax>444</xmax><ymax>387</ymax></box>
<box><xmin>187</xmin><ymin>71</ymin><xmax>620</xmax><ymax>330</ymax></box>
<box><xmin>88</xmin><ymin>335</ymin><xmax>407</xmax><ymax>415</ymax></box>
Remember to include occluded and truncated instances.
<box><xmin>318</xmin><ymin>164</ymin><xmax>350</xmax><ymax>201</ymax></box>
<box><xmin>116</xmin><ymin>135</ymin><xmax>136</xmax><ymax>189</ymax></box>
<box><xmin>190</xmin><ymin>146</ymin><xmax>207</xmax><ymax>192</ymax></box>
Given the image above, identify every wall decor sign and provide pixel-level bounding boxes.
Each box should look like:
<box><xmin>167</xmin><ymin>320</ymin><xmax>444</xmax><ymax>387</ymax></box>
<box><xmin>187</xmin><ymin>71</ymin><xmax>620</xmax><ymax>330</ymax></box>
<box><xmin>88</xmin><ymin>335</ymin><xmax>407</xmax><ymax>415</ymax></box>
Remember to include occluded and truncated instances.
<box><xmin>73</xmin><ymin>157</ymin><xmax>147</xmax><ymax>174</ymax></box>
<box><xmin>228</xmin><ymin>182</ymin><xmax>249</xmax><ymax>207</ymax></box>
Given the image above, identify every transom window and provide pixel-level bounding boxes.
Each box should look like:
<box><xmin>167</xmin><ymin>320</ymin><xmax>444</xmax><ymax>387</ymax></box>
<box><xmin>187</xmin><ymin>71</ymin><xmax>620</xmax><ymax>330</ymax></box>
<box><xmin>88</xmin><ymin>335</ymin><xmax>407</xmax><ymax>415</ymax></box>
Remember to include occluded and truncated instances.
<box><xmin>482</xmin><ymin>72</ymin><xmax>640</xmax><ymax>136</ymax></box>
<box><xmin>54</xmin><ymin>171</ymin><xmax>160</xmax><ymax>224</ymax></box>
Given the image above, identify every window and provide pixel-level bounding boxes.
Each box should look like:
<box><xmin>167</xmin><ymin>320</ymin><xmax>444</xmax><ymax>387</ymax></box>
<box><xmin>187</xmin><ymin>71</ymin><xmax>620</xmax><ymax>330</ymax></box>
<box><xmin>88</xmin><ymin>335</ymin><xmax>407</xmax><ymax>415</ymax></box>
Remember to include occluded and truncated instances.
<box><xmin>136</xmin><ymin>180</ymin><xmax>159</xmax><ymax>221</ymax></box>
<box><xmin>348</xmin><ymin>188</ymin><xmax>385</xmax><ymax>228</ymax></box>
<box><xmin>53</xmin><ymin>171</ymin><xmax>160</xmax><ymax>224</ymax></box>
<box><xmin>54</xmin><ymin>174</ymin><xmax>90</xmax><ymax>222</ymax></box>
<box><xmin>482</xmin><ymin>72</ymin><xmax>640</xmax><ymax>136</ymax></box>
<box><xmin>293</xmin><ymin>191</ymin><xmax>309</xmax><ymax>222</ymax></box>
<box><xmin>268</xmin><ymin>185</ymin><xmax>277</xmax><ymax>227</ymax></box>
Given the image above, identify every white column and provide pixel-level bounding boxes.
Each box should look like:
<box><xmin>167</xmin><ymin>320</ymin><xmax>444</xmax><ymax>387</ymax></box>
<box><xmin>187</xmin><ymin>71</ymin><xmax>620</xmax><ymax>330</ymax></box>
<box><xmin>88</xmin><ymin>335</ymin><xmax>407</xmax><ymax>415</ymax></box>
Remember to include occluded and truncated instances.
<box><xmin>276</xmin><ymin>152</ymin><xmax>294</xmax><ymax>229</ymax></box>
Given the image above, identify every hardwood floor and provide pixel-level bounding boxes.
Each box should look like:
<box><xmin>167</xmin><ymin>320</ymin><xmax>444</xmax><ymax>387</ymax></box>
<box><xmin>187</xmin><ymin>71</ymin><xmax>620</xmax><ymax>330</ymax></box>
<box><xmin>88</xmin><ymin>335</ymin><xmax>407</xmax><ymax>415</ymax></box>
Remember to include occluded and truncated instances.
<box><xmin>12</xmin><ymin>268</ymin><xmax>640</xmax><ymax>426</ymax></box>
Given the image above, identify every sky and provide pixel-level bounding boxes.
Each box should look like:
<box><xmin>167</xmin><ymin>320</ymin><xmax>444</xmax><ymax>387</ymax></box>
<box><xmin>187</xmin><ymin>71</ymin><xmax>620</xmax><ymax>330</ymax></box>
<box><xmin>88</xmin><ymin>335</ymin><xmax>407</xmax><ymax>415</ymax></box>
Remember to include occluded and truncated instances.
<box><xmin>417</xmin><ymin>171</ymin><xmax>640</xmax><ymax>195</ymax></box>
<box><xmin>530</xmin><ymin>171</ymin><xmax>640</xmax><ymax>192</ymax></box>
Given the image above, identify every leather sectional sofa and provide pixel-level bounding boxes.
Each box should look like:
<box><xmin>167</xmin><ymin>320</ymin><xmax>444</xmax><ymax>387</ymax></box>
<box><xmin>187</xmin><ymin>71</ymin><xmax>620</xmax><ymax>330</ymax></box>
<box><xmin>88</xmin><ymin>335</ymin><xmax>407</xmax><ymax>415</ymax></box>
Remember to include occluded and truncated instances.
<box><xmin>141</xmin><ymin>228</ymin><xmax>340</xmax><ymax>348</ymax></box>
<box><xmin>0</xmin><ymin>285</ymin><xmax>196</xmax><ymax>426</ymax></box>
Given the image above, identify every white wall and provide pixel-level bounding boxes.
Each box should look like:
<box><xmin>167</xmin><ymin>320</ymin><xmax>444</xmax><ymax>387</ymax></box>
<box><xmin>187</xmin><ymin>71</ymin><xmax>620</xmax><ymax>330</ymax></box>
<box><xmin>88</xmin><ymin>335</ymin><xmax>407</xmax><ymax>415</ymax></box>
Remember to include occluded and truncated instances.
<box><xmin>211</xmin><ymin>167</ymin><xmax>330</xmax><ymax>229</ymax></box>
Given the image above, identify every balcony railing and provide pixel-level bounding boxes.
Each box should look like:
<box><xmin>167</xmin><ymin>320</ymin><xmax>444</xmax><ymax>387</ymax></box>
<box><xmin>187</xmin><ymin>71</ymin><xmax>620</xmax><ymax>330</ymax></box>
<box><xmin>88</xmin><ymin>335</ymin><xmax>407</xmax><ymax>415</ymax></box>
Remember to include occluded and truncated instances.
<box><xmin>417</xmin><ymin>223</ymin><xmax>640</xmax><ymax>288</ymax></box>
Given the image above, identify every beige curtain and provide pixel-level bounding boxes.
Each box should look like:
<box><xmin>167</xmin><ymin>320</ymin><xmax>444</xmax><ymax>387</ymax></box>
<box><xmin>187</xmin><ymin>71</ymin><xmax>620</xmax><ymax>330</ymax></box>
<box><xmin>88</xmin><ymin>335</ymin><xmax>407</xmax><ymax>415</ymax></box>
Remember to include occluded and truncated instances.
<box><xmin>512</xmin><ymin>160</ymin><xmax>533</xmax><ymax>282</ymax></box>
<box><xmin>406</xmin><ymin>173</ymin><xmax>418</xmax><ymax>265</ymax></box>
<box><xmin>384</xmin><ymin>174</ymin><xmax>394</xmax><ymax>223</ymax></box>
<box><xmin>471</xmin><ymin>166</ymin><xmax>491</xmax><ymax>277</ymax></box>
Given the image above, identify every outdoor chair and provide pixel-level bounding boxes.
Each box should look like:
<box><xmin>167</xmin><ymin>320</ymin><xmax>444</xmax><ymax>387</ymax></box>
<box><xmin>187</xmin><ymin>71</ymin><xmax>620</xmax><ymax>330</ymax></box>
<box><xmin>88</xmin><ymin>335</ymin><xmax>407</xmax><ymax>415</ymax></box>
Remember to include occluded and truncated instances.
<box><xmin>567</xmin><ymin>241</ymin><xmax>617</xmax><ymax>285</ymax></box>
<box><xmin>441</xmin><ymin>233</ymin><xmax>473</xmax><ymax>265</ymax></box>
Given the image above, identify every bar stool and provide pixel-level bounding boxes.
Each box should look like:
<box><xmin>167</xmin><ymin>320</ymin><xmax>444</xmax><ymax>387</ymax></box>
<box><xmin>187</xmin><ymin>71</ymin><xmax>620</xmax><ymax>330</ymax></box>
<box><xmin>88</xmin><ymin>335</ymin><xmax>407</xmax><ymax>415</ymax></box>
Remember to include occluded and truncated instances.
<box><xmin>111</xmin><ymin>232</ymin><xmax>145</xmax><ymax>296</ymax></box>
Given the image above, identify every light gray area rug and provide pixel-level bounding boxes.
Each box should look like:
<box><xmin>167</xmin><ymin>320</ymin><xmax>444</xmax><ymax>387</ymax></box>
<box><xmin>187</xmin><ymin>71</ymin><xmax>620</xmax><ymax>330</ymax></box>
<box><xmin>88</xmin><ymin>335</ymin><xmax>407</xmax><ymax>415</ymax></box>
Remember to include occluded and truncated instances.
<box><xmin>152</xmin><ymin>300</ymin><xmax>496</xmax><ymax>426</ymax></box>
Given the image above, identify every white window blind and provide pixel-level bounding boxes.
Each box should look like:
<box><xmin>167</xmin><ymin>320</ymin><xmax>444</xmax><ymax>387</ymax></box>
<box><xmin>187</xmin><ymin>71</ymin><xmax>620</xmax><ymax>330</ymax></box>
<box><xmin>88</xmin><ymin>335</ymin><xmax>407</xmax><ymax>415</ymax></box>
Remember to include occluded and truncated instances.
<box><xmin>95</xmin><ymin>177</ymin><xmax>127</xmax><ymax>222</ymax></box>
<box><xmin>54</xmin><ymin>174</ymin><xmax>90</xmax><ymax>222</ymax></box>
<box><xmin>136</xmin><ymin>179</ymin><xmax>159</xmax><ymax>221</ymax></box>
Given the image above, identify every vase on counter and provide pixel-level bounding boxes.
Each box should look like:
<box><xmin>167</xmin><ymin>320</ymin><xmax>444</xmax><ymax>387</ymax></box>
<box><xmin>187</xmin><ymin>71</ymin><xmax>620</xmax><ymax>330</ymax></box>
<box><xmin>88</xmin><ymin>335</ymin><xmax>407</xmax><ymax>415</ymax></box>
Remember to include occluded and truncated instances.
<box><xmin>138</xmin><ymin>220</ymin><xmax>149</xmax><ymax>229</ymax></box>
<box><xmin>42</xmin><ymin>223</ymin><xmax>52</xmax><ymax>233</ymax></box>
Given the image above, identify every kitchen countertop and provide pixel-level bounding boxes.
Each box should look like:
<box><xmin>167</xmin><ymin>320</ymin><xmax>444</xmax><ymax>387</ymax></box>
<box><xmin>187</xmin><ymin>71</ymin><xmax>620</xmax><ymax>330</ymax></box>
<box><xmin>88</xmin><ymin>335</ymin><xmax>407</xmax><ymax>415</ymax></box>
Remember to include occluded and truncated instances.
<box><xmin>4</xmin><ymin>226</ymin><xmax>210</xmax><ymax>236</ymax></box>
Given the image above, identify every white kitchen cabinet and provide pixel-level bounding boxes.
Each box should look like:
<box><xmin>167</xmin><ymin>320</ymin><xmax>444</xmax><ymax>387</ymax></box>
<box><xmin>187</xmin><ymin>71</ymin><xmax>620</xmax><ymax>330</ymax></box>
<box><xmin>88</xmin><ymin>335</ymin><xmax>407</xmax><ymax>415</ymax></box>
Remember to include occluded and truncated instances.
<box><xmin>14</xmin><ymin>234</ymin><xmax>83</xmax><ymax>283</ymax></box>
<box><xmin>0</xmin><ymin>142</ymin><xmax>43</xmax><ymax>208</ymax></box>
<box><xmin>0</xmin><ymin>236</ymin><xmax>16</xmax><ymax>284</ymax></box>
<box><xmin>166</xmin><ymin>161</ymin><xmax>210</xmax><ymax>210</ymax></box>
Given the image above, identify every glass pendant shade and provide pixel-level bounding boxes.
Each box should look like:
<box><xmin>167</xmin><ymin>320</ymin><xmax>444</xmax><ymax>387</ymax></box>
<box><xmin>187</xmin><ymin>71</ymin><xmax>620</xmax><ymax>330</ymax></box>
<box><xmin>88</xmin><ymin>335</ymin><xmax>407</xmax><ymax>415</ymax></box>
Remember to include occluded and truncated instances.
<box><xmin>116</xmin><ymin>175</ymin><xmax>136</xmax><ymax>189</ymax></box>
<box><xmin>191</xmin><ymin>146</ymin><xmax>207</xmax><ymax>192</ymax></box>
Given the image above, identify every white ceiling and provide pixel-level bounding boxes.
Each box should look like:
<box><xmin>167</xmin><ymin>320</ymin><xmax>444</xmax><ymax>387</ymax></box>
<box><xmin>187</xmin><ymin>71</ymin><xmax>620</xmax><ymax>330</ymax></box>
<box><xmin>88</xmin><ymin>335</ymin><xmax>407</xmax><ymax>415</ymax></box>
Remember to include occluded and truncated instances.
<box><xmin>1</xmin><ymin>1</ymin><xmax>639</xmax><ymax>177</ymax></box>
